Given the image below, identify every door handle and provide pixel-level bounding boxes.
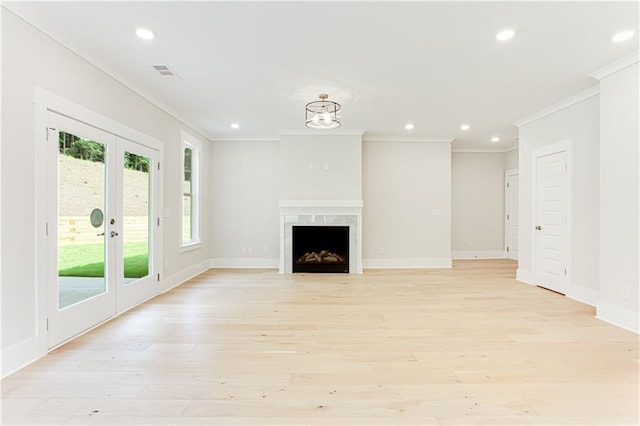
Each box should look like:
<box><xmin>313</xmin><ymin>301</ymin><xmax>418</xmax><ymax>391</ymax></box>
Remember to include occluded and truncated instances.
<box><xmin>110</xmin><ymin>231</ymin><xmax>119</xmax><ymax>237</ymax></box>
<box><xmin>535</xmin><ymin>225</ymin><xmax>542</xmax><ymax>230</ymax></box>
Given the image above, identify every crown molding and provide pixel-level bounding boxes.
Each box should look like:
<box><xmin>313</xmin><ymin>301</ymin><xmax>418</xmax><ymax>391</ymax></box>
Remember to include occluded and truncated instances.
<box><xmin>279</xmin><ymin>131</ymin><xmax>365</xmax><ymax>137</ymax></box>
<box><xmin>363</xmin><ymin>137</ymin><xmax>454</xmax><ymax>143</ymax></box>
<box><xmin>513</xmin><ymin>86</ymin><xmax>599</xmax><ymax>128</ymax></box>
<box><xmin>452</xmin><ymin>146</ymin><xmax>518</xmax><ymax>153</ymax></box>
<box><xmin>588</xmin><ymin>50</ymin><xmax>639</xmax><ymax>80</ymax></box>
<box><xmin>211</xmin><ymin>138</ymin><xmax>279</xmax><ymax>143</ymax></box>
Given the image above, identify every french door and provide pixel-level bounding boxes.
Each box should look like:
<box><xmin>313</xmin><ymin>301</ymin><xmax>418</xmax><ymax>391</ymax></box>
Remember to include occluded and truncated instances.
<box><xmin>47</xmin><ymin>111</ymin><xmax>160</xmax><ymax>348</ymax></box>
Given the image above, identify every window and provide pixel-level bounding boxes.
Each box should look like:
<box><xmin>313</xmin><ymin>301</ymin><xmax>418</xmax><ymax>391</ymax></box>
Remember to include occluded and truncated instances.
<box><xmin>181</xmin><ymin>132</ymin><xmax>202</xmax><ymax>248</ymax></box>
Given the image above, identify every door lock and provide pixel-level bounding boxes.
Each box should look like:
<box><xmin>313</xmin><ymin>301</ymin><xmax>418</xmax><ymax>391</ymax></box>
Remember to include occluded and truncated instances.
<box><xmin>110</xmin><ymin>231</ymin><xmax>119</xmax><ymax>237</ymax></box>
<box><xmin>535</xmin><ymin>225</ymin><xmax>542</xmax><ymax>230</ymax></box>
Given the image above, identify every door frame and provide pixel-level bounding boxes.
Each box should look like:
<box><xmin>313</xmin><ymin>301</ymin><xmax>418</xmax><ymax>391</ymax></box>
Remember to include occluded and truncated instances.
<box><xmin>504</xmin><ymin>168</ymin><xmax>519</xmax><ymax>260</ymax></box>
<box><xmin>531</xmin><ymin>140</ymin><xmax>572</xmax><ymax>293</ymax></box>
<box><xmin>35</xmin><ymin>87</ymin><xmax>164</xmax><ymax>351</ymax></box>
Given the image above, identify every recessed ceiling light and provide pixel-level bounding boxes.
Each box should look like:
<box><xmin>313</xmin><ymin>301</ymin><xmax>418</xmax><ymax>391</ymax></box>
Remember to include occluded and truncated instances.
<box><xmin>491</xmin><ymin>136</ymin><xmax>500</xmax><ymax>143</ymax></box>
<box><xmin>135</xmin><ymin>28</ymin><xmax>155</xmax><ymax>40</ymax></box>
<box><xmin>460</xmin><ymin>124</ymin><xmax>470</xmax><ymax>131</ymax></box>
<box><xmin>405</xmin><ymin>123</ymin><xmax>415</xmax><ymax>130</ymax></box>
<box><xmin>496</xmin><ymin>29</ymin><xmax>515</xmax><ymax>41</ymax></box>
<box><xmin>230</xmin><ymin>123</ymin><xmax>240</xmax><ymax>129</ymax></box>
<box><xmin>612</xmin><ymin>30</ymin><xmax>635</xmax><ymax>42</ymax></box>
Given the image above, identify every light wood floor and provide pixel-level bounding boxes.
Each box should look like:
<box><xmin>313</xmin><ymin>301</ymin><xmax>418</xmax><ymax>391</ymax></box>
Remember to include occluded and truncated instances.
<box><xmin>2</xmin><ymin>260</ymin><xmax>638</xmax><ymax>425</ymax></box>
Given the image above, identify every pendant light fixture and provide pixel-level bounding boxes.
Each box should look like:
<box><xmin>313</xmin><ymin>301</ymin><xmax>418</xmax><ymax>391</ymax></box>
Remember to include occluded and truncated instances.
<box><xmin>305</xmin><ymin>94</ymin><xmax>341</xmax><ymax>129</ymax></box>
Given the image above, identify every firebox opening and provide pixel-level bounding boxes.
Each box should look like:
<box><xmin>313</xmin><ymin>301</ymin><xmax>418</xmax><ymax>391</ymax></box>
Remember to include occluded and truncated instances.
<box><xmin>292</xmin><ymin>226</ymin><xmax>349</xmax><ymax>273</ymax></box>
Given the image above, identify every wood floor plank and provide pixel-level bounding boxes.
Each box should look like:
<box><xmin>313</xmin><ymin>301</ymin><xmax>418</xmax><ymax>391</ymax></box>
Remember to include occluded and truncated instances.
<box><xmin>1</xmin><ymin>260</ymin><xmax>638</xmax><ymax>425</ymax></box>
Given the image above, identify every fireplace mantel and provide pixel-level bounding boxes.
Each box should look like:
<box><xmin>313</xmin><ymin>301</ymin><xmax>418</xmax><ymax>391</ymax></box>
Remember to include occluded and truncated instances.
<box><xmin>279</xmin><ymin>200</ymin><xmax>363</xmax><ymax>273</ymax></box>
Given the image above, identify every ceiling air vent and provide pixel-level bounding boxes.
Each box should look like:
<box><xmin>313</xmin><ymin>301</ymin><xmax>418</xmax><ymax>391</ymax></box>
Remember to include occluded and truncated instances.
<box><xmin>152</xmin><ymin>64</ymin><xmax>176</xmax><ymax>77</ymax></box>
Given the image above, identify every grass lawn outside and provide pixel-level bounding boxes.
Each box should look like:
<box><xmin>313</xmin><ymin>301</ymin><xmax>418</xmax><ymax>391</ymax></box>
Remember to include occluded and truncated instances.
<box><xmin>59</xmin><ymin>241</ymin><xmax>149</xmax><ymax>278</ymax></box>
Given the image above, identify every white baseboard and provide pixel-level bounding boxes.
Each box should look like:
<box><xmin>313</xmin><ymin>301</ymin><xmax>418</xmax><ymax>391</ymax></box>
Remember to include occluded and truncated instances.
<box><xmin>210</xmin><ymin>258</ymin><xmax>279</xmax><ymax>269</ymax></box>
<box><xmin>363</xmin><ymin>258</ymin><xmax>452</xmax><ymax>269</ymax></box>
<box><xmin>1</xmin><ymin>336</ymin><xmax>42</xmax><ymax>379</ymax></box>
<box><xmin>596</xmin><ymin>302</ymin><xmax>640</xmax><ymax>334</ymax></box>
<box><xmin>516</xmin><ymin>268</ymin><xmax>536</xmax><ymax>285</ymax></box>
<box><xmin>452</xmin><ymin>250</ymin><xmax>507</xmax><ymax>259</ymax></box>
<box><xmin>160</xmin><ymin>259</ymin><xmax>212</xmax><ymax>293</ymax></box>
<box><xmin>567</xmin><ymin>285</ymin><xmax>598</xmax><ymax>307</ymax></box>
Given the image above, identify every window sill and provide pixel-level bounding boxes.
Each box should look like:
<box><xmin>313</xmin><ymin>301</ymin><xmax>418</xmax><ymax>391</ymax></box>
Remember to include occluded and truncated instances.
<box><xmin>179</xmin><ymin>241</ymin><xmax>202</xmax><ymax>253</ymax></box>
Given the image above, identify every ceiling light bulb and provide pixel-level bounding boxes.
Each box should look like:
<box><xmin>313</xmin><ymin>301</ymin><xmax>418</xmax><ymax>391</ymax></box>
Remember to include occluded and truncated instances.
<box><xmin>460</xmin><ymin>124</ymin><xmax>470</xmax><ymax>131</ymax></box>
<box><xmin>496</xmin><ymin>29</ymin><xmax>515</xmax><ymax>41</ymax></box>
<box><xmin>321</xmin><ymin>112</ymin><xmax>331</xmax><ymax>124</ymax></box>
<box><xmin>612</xmin><ymin>30</ymin><xmax>635</xmax><ymax>42</ymax></box>
<box><xmin>491</xmin><ymin>136</ymin><xmax>500</xmax><ymax>143</ymax></box>
<box><xmin>135</xmin><ymin>28</ymin><xmax>155</xmax><ymax>40</ymax></box>
<box><xmin>405</xmin><ymin>123</ymin><xmax>415</xmax><ymax>130</ymax></box>
<box><xmin>230</xmin><ymin>123</ymin><xmax>240</xmax><ymax>129</ymax></box>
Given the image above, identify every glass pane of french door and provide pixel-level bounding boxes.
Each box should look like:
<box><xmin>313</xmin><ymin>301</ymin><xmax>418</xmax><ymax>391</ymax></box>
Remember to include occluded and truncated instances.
<box><xmin>57</xmin><ymin>131</ymin><xmax>107</xmax><ymax>308</ymax></box>
<box><xmin>122</xmin><ymin>151</ymin><xmax>151</xmax><ymax>285</ymax></box>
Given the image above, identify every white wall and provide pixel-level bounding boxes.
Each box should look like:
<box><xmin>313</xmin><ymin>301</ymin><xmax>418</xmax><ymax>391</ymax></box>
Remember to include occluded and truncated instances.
<box><xmin>451</xmin><ymin>152</ymin><xmax>505</xmax><ymax>258</ymax></box>
<box><xmin>596</xmin><ymin>62</ymin><xmax>639</xmax><ymax>332</ymax></box>
<box><xmin>517</xmin><ymin>93</ymin><xmax>600</xmax><ymax>305</ymax></box>
<box><xmin>210</xmin><ymin>140</ymin><xmax>280</xmax><ymax>267</ymax></box>
<box><xmin>1</xmin><ymin>10</ymin><xmax>212</xmax><ymax>376</ymax></box>
<box><xmin>504</xmin><ymin>148</ymin><xmax>519</xmax><ymax>170</ymax></box>
<box><xmin>279</xmin><ymin>134</ymin><xmax>362</xmax><ymax>201</ymax></box>
<box><xmin>362</xmin><ymin>140</ymin><xmax>451</xmax><ymax>267</ymax></box>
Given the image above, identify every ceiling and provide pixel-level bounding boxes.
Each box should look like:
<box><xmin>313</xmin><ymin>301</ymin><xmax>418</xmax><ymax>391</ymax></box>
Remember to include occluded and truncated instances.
<box><xmin>4</xmin><ymin>1</ymin><xmax>638</xmax><ymax>150</ymax></box>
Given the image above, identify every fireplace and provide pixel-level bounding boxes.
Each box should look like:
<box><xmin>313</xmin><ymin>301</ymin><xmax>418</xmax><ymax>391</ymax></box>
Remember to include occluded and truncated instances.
<box><xmin>278</xmin><ymin>200</ymin><xmax>363</xmax><ymax>274</ymax></box>
<box><xmin>293</xmin><ymin>226</ymin><xmax>349</xmax><ymax>273</ymax></box>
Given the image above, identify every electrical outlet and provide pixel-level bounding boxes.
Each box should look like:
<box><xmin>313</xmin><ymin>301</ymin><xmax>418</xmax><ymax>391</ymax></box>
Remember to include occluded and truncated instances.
<box><xmin>622</xmin><ymin>286</ymin><xmax>630</xmax><ymax>300</ymax></box>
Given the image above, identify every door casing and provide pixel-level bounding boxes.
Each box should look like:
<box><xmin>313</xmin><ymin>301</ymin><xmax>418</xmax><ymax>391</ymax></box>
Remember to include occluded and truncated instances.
<box><xmin>504</xmin><ymin>169</ymin><xmax>519</xmax><ymax>260</ymax></box>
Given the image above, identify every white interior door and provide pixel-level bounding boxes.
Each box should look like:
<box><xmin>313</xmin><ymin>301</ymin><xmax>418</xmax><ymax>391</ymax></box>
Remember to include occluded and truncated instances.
<box><xmin>534</xmin><ymin>150</ymin><xmax>569</xmax><ymax>294</ymax></box>
<box><xmin>505</xmin><ymin>170</ymin><xmax>519</xmax><ymax>260</ymax></box>
<box><xmin>47</xmin><ymin>112</ymin><xmax>160</xmax><ymax>348</ymax></box>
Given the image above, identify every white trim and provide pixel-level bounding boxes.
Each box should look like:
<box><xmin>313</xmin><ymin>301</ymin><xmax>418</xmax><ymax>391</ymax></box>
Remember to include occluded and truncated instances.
<box><xmin>34</xmin><ymin>88</ymin><xmax>164</xmax><ymax>149</ymax></box>
<box><xmin>588</xmin><ymin>51</ymin><xmax>640</xmax><ymax>80</ymax></box>
<box><xmin>567</xmin><ymin>286</ymin><xmax>598</xmax><ymax>307</ymax></box>
<box><xmin>180</xmin><ymin>131</ymin><xmax>204</xmax><ymax>248</ymax></box>
<box><xmin>210</xmin><ymin>258</ymin><xmax>279</xmax><ymax>269</ymax></box>
<box><xmin>452</xmin><ymin>146</ymin><xmax>518</xmax><ymax>153</ymax></box>
<box><xmin>504</xmin><ymin>169</ymin><xmax>519</xmax><ymax>260</ymax></box>
<box><xmin>596</xmin><ymin>302</ymin><xmax>640</xmax><ymax>334</ymax></box>
<box><xmin>280</xmin><ymin>131</ymin><xmax>365</xmax><ymax>137</ymax></box>
<box><xmin>178</xmin><ymin>242</ymin><xmax>202</xmax><ymax>253</ymax></box>
<box><xmin>212</xmin><ymin>138</ymin><xmax>279</xmax><ymax>143</ymax></box>
<box><xmin>452</xmin><ymin>250</ymin><xmax>507</xmax><ymax>259</ymax></box>
<box><xmin>514</xmin><ymin>86</ymin><xmax>599</xmax><ymax>128</ymax></box>
<box><xmin>279</xmin><ymin>199</ymin><xmax>363</xmax><ymax>209</ymax></box>
<box><xmin>363</xmin><ymin>258</ymin><xmax>452</xmax><ymax>269</ymax></box>
<box><xmin>516</xmin><ymin>268</ymin><xmax>536</xmax><ymax>285</ymax></box>
<box><xmin>363</xmin><ymin>137</ymin><xmax>453</xmax><ymax>144</ymax></box>
<box><xmin>160</xmin><ymin>259</ymin><xmax>212</xmax><ymax>293</ymax></box>
<box><xmin>1</xmin><ymin>337</ymin><xmax>41</xmax><ymax>379</ymax></box>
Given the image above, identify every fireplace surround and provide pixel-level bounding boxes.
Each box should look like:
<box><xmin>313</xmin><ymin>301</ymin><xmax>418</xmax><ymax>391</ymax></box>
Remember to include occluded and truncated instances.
<box><xmin>279</xmin><ymin>200</ymin><xmax>363</xmax><ymax>273</ymax></box>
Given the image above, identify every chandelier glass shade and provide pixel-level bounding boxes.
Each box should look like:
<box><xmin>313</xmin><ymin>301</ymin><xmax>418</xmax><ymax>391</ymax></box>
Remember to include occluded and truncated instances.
<box><xmin>305</xmin><ymin>94</ymin><xmax>341</xmax><ymax>129</ymax></box>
